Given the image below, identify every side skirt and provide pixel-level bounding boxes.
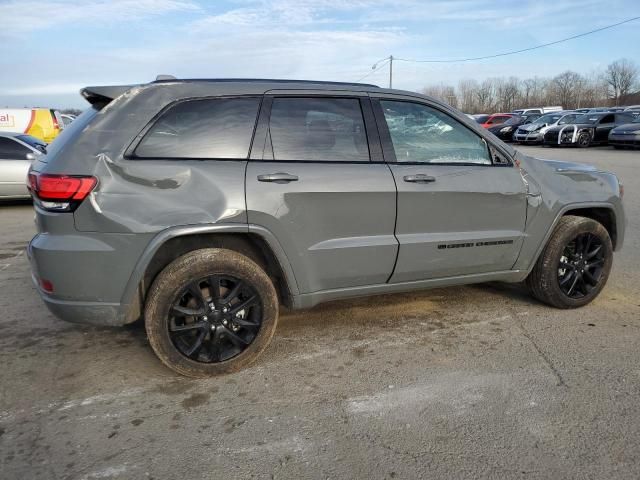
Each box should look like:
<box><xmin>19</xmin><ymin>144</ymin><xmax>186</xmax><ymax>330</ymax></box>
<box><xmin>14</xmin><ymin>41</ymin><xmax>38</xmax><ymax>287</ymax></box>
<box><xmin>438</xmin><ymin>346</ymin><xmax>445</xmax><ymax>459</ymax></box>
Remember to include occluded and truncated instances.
<box><xmin>293</xmin><ymin>270</ymin><xmax>527</xmax><ymax>309</ymax></box>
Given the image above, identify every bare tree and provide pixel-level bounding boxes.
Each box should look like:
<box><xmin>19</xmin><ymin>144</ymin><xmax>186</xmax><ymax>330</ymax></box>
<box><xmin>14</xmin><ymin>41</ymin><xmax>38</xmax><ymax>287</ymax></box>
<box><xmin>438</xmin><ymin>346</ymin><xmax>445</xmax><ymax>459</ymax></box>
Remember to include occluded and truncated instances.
<box><xmin>605</xmin><ymin>58</ymin><xmax>639</xmax><ymax>105</ymax></box>
<box><xmin>551</xmin><ymin>71</ymin><xmax>583</xmax><ymax>109</ymax></box>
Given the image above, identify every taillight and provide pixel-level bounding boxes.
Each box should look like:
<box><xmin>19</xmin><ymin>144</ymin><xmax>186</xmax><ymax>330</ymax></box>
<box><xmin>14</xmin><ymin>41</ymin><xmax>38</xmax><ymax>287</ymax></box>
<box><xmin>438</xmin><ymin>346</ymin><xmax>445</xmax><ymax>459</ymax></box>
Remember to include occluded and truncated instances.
<box><xmin>28</xmin><ymin>172</ymin><xmax>97</xmax><ymax>212</ymax></box>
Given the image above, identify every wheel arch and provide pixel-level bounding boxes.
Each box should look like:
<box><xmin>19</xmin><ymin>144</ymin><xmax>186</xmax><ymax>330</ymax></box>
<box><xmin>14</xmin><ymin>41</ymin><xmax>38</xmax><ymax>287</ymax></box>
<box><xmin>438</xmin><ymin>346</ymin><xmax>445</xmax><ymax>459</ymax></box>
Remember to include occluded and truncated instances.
<box><xmin>524</xmin><ymin>202</ymin><xmax>619</xmax><ymax>277</ymax></box>
<box><xmin>118</xmin><ymin>224</ymin><xmax>299</xmax><ymax>324</ymax></box>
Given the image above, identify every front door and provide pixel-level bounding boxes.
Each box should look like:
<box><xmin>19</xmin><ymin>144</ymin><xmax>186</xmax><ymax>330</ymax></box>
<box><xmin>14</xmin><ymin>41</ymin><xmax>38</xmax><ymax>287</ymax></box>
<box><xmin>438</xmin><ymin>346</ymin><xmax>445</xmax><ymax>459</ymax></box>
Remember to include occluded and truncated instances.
<box><xmin>246</xmin><ymin>95</ymin><xmax>398</xmax><ymax>293</ymax></box>
<box><xmin>372</xmin><ymin>96</ymin><xmax>528</xmax><ymax>283</ymax></box>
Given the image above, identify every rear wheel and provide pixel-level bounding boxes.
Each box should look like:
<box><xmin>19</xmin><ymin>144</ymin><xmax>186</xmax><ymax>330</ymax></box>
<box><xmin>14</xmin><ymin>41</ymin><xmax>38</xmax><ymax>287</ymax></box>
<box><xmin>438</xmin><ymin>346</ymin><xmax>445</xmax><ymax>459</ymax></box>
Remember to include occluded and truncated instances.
<box><xmin>527</xmin><ymin>216</ymin><xmax>613</xmax><ymax>308</ymax></box>
<box><xmin>577</xmin><ymin>131</ymin><xmax>591</xmax><ymax>148</ymax></box>
<box><xmin>145</xmin><ymin>248</ymin><xmax>278</xmax><ymax>377</ymax></box>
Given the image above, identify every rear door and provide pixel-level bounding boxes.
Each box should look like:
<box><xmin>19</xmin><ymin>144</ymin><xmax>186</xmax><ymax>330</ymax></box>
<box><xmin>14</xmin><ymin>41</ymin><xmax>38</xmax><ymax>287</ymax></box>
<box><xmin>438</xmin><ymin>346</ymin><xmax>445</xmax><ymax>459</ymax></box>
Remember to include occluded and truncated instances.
<box><xmin>245</xmin><ymin>93</ymin><xmax>397</xmax><ymax>293</ymax></box>
<box><xmin>371</xmin><ymin>95</ymin><xmax>527</xmax><ymax>283</ymax></box>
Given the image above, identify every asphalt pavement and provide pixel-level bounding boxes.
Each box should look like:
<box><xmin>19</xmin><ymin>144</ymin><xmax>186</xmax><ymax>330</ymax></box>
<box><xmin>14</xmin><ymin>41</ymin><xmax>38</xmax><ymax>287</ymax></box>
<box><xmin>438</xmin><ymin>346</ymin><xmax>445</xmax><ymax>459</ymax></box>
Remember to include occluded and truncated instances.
<box><xmin>1</xmin><ymin>145</ymin><xmax>639</xmax><ymax>479</ymax></box>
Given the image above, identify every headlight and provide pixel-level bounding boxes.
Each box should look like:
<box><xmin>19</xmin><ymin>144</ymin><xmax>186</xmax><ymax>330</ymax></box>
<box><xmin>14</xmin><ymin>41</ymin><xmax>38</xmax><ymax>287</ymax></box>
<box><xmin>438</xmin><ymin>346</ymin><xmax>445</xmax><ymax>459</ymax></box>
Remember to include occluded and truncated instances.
<box><xmin>539</xmin><ymin>126</ymin><xmax>549</xmax><ymax>134</ymax></box>
<box><xmin>500</xmin><ymin>126</ymin><xmax>512</xmax><ymax>133</ymax></box>
<box><xmin>632</xmin><ymin>129</ymin><xmax>640</xmax><ymax>134</ymax></box>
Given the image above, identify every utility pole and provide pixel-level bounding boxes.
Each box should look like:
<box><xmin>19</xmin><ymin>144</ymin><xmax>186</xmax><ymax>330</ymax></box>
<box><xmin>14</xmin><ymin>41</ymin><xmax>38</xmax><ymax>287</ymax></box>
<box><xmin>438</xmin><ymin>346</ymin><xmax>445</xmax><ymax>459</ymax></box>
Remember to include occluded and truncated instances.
<box><xmin>371</xmin><ymin>55</ymin><xmax>394</xmax><ymax>88</ymax></box>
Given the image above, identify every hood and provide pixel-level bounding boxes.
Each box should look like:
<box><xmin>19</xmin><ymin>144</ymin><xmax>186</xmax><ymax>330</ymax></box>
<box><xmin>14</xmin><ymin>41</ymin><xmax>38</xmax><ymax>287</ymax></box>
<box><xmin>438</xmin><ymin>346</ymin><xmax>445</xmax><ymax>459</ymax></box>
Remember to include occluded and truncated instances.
<box><xmin>533</xmin><ymin>158</ymin><xmax>598</xmax><ymax>172</ymax></box>
<box><xmin>518</xmin><ymin>123</ymin><xmax>544</xmax><ymax>132</ymax></box>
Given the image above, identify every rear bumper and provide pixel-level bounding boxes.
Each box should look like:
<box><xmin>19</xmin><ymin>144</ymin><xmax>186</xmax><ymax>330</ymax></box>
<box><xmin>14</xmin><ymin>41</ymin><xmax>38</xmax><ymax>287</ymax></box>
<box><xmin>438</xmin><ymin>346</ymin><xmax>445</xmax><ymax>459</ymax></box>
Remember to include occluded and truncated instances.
<box><xmin>28</xmin><ymin>230</ymin><xmax>152</xmax><ymax>326</ymax></box>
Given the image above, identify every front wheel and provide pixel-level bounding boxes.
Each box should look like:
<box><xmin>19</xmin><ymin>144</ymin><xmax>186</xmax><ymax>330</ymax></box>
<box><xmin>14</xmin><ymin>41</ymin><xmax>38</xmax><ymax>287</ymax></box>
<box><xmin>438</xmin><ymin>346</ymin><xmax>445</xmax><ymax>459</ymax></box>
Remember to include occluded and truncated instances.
<box><xmin>526</xmin><ymin>216</ymin><xmax>613</xmax><ymax>308</ymax></box>
<box><xmin>145</xmin><ymin>248</ymin><xmax>279</xmax><ymax>377</ymax></box>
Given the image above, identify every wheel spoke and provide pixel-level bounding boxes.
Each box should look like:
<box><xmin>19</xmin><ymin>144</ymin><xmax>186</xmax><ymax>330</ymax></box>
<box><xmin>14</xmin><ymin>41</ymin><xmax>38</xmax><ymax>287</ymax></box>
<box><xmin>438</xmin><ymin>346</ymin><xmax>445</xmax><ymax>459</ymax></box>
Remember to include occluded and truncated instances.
<box><xmin>586</xmin><ymin>258</ymin><xmax>604</xmax><ymax>269</ymax></box>
<box><xmin>171</xmin><ymin>305</ymin><xmax>205</xmax><ymax>317</ymax></box>
<box><xmin>209</xmin><ymin>326</ymin><xmax>222</xmax><ymax>362</ymax></box>
<box><xmin>222</xmin><ymin>327</ymin><xmax>249</xmax><ymax>347</ymax></box>
<box><xmin>560</xmin><ymin>270</ymin><xmax>575</xmax><ymax>286</ymax></box>
<box><xmin>184</xmin><ymin>329</ymin><xmax>207</xmax><ymax>357</ymax></box>
<box><xmin>566</xmin><ymin>274</ymin><xmax>580</xmax><ymax>296</ymax></box>
<box><xmin>230</xmin><ymin>295</ymin><xmax>257</xmax><ymax>315</ymax></box>
<box><xmin>208</xmin><ymin>276</ymin><xmax>221</xmax><ymax>305</ymax></box>
<box><xmin>222</xmin><ymin>280</ymin><xmax>244</xmax><ymax>305</ymax></box>
<box><xmin>187</xmin><ymin>282</ymin><xmax>206</xmax><ymax>307</ymax></box>
<box><xmin>586</xmin><ymin>245</ymin><xmax>602</xmax><ymax>259</ymax></box>
<box><xmin>584</xmin><ymin>234</ymin><xmax>593</xmax><ymax>255</ymax></box>
<box><xmin>233</xmin><ymin>317</ymin><xmax>259</xmax><ymax>328</ymax></box>
<box><xmin>170</xmin><ymin>321</ymin><xmax>207</xmax><ymax>332</ymax></box>
<box><xmin>559</xmin><ymin>261</ymin><xmax>575</xmax><ymax>270</ymax></box>
<box><xmin>583</xmin><ymin>270</ymin><xmax>598</xmax><ymax>285</ymax></box>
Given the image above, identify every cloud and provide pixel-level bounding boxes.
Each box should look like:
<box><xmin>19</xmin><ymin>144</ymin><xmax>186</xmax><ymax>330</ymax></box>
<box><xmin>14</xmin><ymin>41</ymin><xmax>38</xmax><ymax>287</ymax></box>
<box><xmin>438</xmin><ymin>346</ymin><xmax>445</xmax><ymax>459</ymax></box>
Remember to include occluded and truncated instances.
<box><xmin>0</xmin><ymin>0</ymin><xmax>199</xmax><ymax>36</ymax></box>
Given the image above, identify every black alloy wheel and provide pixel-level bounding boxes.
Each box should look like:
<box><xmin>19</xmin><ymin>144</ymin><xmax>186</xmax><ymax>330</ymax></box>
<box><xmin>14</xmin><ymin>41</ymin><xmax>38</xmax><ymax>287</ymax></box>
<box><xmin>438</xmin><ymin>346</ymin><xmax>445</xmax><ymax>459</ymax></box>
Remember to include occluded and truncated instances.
<box><xmin>577</xmin><ymin>131</ymin><xmax>591</xmax><ymax>147</ymax></box>
<box><xmin>557</xmin><ymin>233</ymin><xmax>605</xmax><ymax>299</ymax></box>
<box><xmin>169</xmin><ymin>275</ymin><xmax>262</xmax><ymax>363</ymax></box>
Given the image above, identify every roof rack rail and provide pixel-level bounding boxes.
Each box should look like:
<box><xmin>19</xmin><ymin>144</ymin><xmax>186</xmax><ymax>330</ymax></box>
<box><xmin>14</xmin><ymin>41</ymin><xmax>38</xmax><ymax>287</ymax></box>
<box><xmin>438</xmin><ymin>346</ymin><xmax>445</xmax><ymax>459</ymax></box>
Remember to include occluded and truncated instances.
<box><xmin>150</xmin><ymin>77</ymin><xmax>380</xmax><ymax>88</ymax></box>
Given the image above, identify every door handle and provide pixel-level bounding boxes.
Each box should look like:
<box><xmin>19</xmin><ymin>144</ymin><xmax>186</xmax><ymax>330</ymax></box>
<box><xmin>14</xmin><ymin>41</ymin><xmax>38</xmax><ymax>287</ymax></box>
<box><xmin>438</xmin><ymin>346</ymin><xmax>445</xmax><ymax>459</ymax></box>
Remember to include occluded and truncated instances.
<box><xmin>403</xmin><ymin>174</ymin><xmax>436</xmax><ymax>184</ymax></box>
<box><xmin>257</xmin><ymin>173</ymin><xmax>299</xmax><ymax>183</ymax></box>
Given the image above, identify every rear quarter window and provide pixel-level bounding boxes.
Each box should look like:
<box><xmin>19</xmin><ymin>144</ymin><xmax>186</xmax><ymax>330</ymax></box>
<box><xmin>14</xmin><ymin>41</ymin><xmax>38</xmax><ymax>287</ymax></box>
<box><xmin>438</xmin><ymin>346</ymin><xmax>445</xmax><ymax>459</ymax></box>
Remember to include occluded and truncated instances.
<box><xmin>135</xmin><ymin>97</ymin><xmax>261</xmax><ymax>159</ymax></box>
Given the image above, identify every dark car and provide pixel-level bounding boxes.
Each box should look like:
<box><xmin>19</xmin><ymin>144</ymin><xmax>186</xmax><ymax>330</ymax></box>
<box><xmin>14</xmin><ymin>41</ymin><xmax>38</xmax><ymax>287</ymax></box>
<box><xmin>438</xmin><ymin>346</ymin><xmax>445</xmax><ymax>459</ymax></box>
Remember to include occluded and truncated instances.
<box><xmin>26</xmin><ymin>77</ymin><xmax>625</xmax><ymax>376</ymax></box>
<box><xmin>608</xmin><ymin>116</ymin><xmax>640</xmax><ymax>149</ymax></box>
<box><xmin>487</xmin><ymin>113</ymin><xmax>541</xmax><ymax>142</ymax></box>
<box><xmin>543</xmin><ymin>112</ymin><xmax>636</xmax><ymax>147</ymax></box>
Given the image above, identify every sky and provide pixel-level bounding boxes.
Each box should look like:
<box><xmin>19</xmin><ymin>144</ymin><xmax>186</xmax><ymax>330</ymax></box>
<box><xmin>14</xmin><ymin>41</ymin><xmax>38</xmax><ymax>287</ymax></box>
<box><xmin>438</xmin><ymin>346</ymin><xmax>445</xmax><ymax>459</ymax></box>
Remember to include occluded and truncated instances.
<box><xmin>0</xmin><ymin>0</ymin><xmax>639</xmax><ymax>108</ymax></box>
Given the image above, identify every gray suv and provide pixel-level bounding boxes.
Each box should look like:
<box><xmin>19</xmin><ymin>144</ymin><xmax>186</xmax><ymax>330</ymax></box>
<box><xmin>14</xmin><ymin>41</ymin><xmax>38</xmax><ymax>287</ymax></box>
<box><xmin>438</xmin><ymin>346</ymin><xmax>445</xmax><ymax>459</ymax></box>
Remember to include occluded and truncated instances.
<box><xmin>27</xmin><ymin>78</ymin><xmax>625</xmax><ymax>377</ymax></box>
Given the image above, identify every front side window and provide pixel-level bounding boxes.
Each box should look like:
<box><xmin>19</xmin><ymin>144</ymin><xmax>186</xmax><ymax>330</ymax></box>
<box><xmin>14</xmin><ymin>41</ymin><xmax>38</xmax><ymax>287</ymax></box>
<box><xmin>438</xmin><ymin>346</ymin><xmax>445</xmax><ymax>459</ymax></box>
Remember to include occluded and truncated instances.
<box><xmin>136</xmin><ymin>97</ymin><xmax>261</xmax><ymax>159</ymax></box>
<box><xmin>0</xmin><ymin>137</ymin><xmax>31</xmax><ymax>160</ymax></box>
<box><xmin>268</xmin><ymin>97</ymin><xmax>369</xmax><ymax>162</ymax></box>
<box><xmin>380</xmin><ymin>100</ymin><xmax>492</xmax><ymax>165</ymax></box>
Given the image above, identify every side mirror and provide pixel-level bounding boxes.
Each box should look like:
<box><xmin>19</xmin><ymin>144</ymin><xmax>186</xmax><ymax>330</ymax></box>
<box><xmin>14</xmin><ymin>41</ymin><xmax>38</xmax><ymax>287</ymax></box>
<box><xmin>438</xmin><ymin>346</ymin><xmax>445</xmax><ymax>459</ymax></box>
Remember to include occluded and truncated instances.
<box><xmin>26</xmin><ymin>153</ymin><xmax>37</xmax><ymax>161</ymax></box>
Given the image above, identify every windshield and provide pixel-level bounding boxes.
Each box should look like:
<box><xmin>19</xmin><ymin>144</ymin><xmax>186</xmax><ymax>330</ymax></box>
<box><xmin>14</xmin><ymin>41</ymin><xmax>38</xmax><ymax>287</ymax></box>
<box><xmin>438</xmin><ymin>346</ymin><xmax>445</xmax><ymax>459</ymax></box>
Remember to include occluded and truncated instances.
<box><xmin>16</xmin><ymin>134</ymin><xmax>47</xmax><ymax>153</ymax></box>
<box><xmin>535</xmin><ymin>114</ymin><xmax>562</xmax><ymax>124</ymax></box>
<box><xmin>558</xmin><ymin>114</ymin><xmax>578</xmax><ymax>125</ymax></box>
<box><xmin>473</xmin><ymin>115</ymin><xmax>489</xmax><ymax>124</ymax></box>
<box><xmin>574</xmin><ymin>114</ymin><xmax>600</xmax><ymax>124</ymax></box>
<box><xmin>503</xmin><ymin>116</ymin><xmax>523</xmax><ymax>125</ymax></box>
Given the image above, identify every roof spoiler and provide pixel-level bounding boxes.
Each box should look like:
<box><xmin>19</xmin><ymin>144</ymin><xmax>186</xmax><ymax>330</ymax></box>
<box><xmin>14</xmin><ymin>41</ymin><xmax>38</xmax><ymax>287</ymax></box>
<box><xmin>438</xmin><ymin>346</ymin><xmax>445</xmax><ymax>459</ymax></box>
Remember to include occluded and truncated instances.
<box><xmin>80</xmin><ymin>84</ymin><xmax>137</xmax><ymax>108</ymax></box>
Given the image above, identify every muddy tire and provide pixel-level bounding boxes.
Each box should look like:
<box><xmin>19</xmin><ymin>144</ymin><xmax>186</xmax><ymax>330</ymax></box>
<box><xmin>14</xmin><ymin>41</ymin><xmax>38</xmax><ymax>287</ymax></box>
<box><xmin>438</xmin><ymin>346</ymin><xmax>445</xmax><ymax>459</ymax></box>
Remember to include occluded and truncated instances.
<box><xmin>145</xmin><ymin>248</ymin><xmax>278</xmax><ymax>377</ymax></box>
<box><xmin>526</xmin><ymin>216</ymin><xmax>613</xmax><ymax>309</ymax></box>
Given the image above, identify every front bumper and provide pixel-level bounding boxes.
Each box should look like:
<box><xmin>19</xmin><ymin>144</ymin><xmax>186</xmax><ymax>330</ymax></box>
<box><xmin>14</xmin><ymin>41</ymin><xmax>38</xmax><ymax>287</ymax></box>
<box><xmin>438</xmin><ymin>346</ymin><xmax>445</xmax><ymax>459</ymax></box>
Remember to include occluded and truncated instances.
<box><xmin>609</xmin><ymin>134</ymin><xmax>640</xmax><ymax>148</ymax></box>
<box><xmin>514</xmin><ymin>131</ymin><xmax>542</xmax><ymax>143</ymax></box>
<box><xmin>28</xmin><ymin>230</ymin><xmax>152</xmax><ymax>326</ymax></box>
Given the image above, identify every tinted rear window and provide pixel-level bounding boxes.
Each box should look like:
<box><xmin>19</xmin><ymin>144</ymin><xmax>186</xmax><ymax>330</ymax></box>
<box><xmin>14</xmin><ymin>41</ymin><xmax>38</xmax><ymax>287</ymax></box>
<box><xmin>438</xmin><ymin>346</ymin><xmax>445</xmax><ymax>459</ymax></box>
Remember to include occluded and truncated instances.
<box><xmin>136</xmin><ymin>97</ymin><xmax>260</xmax><ymax>159</ymax></box>
<box><xmin>267</xmin><ymin>97</ymin><xmax>369</xmax><ymax>162</ymax></box>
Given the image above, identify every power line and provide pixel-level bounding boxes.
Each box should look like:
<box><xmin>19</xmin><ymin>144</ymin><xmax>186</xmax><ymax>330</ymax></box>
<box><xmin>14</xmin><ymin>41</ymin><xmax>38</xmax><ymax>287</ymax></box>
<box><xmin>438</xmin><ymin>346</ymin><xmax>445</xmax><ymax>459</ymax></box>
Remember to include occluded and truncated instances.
<box><xmin>354</xmin><ymin>58</ymin><xmax>390</xmax><ymax>82</ymax></box>
<box><xmin>353</xmin><ymin>15</ymin><xmax>639</xmax><ymax>83</ymax></box>
<box><xmin>394</xmin><ymin>15</ymin><xmax>640</xmax><ymax>63</ymax></box>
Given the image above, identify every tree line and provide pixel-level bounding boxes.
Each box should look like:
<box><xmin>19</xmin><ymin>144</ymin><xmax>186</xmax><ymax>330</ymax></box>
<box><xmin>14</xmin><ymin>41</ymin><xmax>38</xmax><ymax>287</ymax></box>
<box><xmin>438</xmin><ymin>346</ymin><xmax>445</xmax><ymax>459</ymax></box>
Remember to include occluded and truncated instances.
<box><xmin>422</xmin><ymin>58</ymin><xmax>639</xmax><ymax>114</ymax></box>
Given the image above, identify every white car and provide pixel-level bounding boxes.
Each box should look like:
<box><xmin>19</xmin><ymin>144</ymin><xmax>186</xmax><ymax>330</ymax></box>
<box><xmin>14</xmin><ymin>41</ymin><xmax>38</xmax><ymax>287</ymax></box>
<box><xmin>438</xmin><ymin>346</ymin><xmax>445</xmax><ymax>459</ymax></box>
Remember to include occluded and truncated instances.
<box><xmin>0</xmin><ymin>132</ymin><xmax>45</xmax><ymax>199</ymax></box>
<box><xmin>513</xmin><ymin>112</ymin><xmax>579</xmax><ymax>144</ymax></box>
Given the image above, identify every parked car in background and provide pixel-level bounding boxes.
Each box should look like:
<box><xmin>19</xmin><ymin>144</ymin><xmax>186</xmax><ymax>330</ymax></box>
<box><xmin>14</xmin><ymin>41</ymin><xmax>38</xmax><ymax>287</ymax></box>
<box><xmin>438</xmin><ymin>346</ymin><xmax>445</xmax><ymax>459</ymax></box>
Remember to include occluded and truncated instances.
<box><xmin>574</xmin><ymin>107</ymin><xmax>614</xmax><ymax>114</ymax></box>
<box><xmin>26</xmin><ymin>77</ymin><xmax>625</xmax><ymax>376</ymax></box>
<box><xmin>512</xmin><ymin>106</ymin><xmax>562</xmax><ymax>115</ymax></box>
<box><xmin>0</xmin><ymin>132</ymin><xmax>45</xmax><ymax>199</ymax></box>
<box><xmin>608</xmin><ymin>116</ymin><xmax>640</xmax><ymax>149</ymax></box>
<box><xmin>0</xmin><ymin>108</ymin><xmax>64</xmax><ymax>143</ymax></box>
<box><xmin>60</xmin><ymin>114</ymin><xmax>76</xmax><ymax>127</ymax></box>
<box><xmin>471</xmin><ymin>114</ymin><xmax>490</xmax><ymax>124</ymax></box>
<box><xmin>543</xmin><ymin>112</ymin><xmax>636</xmax><ymax>147</ymax></box>
<box><xmin>480</xmin><ymin>113</ymin><xmax>514</xmax><ymax>128</ymax></box>
<box><xmin>623</xmin><ymin>105</ymin><xmax>640</xmax><ymax>112</ymax></box>
<box><xmin>487</xmin><ymin>113</ymin><xmax>541</xmax><ymax>142</ymax></box>
<box><xmin>513</xmin><ymin>111</ymin><xmax>579</xmax><ymax>144</ymax></box>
